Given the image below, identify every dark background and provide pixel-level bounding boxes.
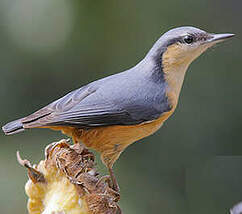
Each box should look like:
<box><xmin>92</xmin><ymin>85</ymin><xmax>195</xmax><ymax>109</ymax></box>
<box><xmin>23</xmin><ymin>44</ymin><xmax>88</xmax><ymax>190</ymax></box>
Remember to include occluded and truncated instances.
<box><xmin>0</xmin><ymin>0</ymin><xmax>241</xmax><ymax>213</ymax></box>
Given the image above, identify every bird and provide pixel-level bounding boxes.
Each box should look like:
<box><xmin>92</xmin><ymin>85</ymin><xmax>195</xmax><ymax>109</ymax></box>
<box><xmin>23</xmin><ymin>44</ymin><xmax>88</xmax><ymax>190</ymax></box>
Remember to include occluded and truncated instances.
<box><xmin>2</xmin><ymin>26</ymin><xmax>234</xmax><ymax>192</ymax></box>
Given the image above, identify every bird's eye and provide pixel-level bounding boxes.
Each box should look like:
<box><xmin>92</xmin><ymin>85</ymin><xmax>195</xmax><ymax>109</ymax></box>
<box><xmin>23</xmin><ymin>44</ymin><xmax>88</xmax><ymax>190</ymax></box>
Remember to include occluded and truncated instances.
<box><xmin>183</xmin><ymin>35</ymin><xmax>194</xmax><ymax>44</ymax></box>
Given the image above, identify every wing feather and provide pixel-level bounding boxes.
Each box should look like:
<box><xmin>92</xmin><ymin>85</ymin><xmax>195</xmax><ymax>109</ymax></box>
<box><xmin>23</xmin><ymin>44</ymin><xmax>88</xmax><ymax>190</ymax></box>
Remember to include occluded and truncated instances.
<box><xmin>22</xmin><ymin>72</ymin><xmax>172</xmax><ymax>129</ymax></box>
<box><xmin>33</xmin><ymin>104</ymin><xmax>138</xmax><ymax>128</ymax></box>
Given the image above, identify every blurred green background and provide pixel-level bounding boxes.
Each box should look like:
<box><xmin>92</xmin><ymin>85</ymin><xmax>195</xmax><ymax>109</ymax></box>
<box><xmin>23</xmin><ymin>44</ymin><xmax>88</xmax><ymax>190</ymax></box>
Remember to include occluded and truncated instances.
<box><xmin>0</xmin><ymin>0</ymin><xmax>241</xmax><ymax>213</ymax></box>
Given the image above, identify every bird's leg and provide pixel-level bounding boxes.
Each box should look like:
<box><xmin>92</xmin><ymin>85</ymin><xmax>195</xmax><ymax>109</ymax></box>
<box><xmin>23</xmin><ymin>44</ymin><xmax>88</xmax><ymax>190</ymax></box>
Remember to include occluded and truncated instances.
<box><xmin>101</xmin><ymin>150</ymin><xmax>123</xmax><ymax>193</ymax></box>
<box><xmin>108</xmin><ymin>167</ymin><xmax>120</xmax><ymax>193</ymax></box>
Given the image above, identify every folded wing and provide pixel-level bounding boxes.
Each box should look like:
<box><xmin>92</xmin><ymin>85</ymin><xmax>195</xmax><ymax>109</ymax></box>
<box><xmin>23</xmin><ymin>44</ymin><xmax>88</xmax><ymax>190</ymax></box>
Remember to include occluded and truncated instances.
<box><xmin>21</xmin><ymin>85</ymin><xmax>156</xmax><ymax>129</ymax></box>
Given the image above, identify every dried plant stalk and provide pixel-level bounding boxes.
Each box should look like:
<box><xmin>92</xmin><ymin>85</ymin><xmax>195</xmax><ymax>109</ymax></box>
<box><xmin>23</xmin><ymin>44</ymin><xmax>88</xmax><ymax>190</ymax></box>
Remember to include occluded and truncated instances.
<box><xmin>17</xmin><ymin>139</ymin><xmax>121</xmax><ymax>214</ymax></box>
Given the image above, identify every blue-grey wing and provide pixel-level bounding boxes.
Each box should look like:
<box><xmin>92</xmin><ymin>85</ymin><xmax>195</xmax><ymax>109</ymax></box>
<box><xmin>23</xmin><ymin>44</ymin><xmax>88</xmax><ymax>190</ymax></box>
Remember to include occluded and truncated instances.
<box><xmin>22</xmin><ymin>70</ymin><xmax>171</xmax><ymax>128</ymax></box>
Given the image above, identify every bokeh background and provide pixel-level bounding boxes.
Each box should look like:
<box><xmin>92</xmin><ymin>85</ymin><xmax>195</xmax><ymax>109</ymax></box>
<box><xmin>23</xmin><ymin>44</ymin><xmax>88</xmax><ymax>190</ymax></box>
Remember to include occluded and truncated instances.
<box><xmin>0</xmin><ymin>0</ymin><xmax>241</xmax><ymax>213</ymax></box>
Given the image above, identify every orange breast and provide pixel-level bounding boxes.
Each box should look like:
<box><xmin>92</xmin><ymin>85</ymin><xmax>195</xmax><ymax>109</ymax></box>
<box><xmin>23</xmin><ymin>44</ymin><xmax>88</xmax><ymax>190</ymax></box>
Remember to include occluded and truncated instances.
<box><xmin>80</xmin><ymin>109</ymin><xmax>174</xmax><ymax>166</ymax></box>
<box><xmin>46</xmin><ymin>108</ymin><xmax>174</xmax><ymax>167</ymax></box>
<box><xmin>80</xmin><ymin>110</ymin><xmax>173</xmax><ymax>150</ymax></box>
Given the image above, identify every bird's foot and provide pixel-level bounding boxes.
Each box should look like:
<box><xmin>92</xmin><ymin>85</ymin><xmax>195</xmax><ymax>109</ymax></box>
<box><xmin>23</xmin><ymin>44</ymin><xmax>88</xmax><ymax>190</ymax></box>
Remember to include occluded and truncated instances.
<box><xmin>97</xmin><ymin>174</ymin><xmax>120</xmax><ymax>202</ymax></box>
<box><xmin>108</xmin><ymin>167</ymin><xmax>120</xmax><ymax>193</ymax></box>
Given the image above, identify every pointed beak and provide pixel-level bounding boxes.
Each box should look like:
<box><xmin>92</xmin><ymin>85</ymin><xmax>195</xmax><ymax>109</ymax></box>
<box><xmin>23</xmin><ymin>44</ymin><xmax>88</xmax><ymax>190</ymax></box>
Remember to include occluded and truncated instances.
<box><xmin>207</xmin><ymin>33</ymin><xmax>235</xmax><ymax>44</ymax></box>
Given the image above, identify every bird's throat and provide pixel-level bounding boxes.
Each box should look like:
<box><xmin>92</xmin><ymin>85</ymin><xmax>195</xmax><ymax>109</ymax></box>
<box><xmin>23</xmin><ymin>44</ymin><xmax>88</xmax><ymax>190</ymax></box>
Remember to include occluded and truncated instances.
<box><xmin>162</xmin><ymin>46</ymin><xmax>190</xmax><ymax>107</ymax></box>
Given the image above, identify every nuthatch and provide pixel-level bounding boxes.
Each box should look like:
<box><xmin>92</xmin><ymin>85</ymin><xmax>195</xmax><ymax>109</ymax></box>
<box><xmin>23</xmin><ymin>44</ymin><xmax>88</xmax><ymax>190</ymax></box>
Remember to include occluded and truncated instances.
<box><xmin>2</xmin><ymin>26</ymin><xmax>234</xmax><ymax>191</ymax></box>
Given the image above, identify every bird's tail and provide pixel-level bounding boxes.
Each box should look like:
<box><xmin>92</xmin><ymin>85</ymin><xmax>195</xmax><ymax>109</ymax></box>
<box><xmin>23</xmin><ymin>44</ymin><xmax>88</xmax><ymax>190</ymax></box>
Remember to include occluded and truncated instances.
<box><xmin>2</xmin><ymin>119</ymin><xmax>25</xmax><ymax>135</ymax></box>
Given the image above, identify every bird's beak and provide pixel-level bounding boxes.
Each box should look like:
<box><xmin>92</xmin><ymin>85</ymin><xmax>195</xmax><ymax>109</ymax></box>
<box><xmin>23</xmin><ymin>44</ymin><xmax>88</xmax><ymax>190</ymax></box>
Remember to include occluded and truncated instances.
<box><xmin>206</xmin><ymin>33</ymin><xmax>235</xmax><ymax>44</ymax></box>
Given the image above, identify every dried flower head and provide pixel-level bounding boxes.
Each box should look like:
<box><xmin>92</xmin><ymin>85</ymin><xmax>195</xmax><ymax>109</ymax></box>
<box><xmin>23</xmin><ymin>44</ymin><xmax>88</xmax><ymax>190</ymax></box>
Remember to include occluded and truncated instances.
<box><xmin>17</xmin><ymin>139</ymin><xmax>121</xmax><ymax>214</ymax></box>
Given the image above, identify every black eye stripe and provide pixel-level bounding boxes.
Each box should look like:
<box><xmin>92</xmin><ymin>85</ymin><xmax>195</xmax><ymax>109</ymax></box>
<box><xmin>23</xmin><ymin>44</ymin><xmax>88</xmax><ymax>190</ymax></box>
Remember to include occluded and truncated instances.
<box><xmin>161</xmin><ymin>32</ymin><xmax>210</xmax><ymax>49</ymax></box>
<box><xmin>183</xmin><ymin>35</ymin><xmax>195</xmax><ymax>44</ymax></box>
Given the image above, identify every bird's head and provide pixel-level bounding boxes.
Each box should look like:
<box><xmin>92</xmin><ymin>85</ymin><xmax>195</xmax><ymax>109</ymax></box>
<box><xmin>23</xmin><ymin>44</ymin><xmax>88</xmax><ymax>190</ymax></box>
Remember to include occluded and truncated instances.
<box><xmin>148</xmin><ymin>26</ymin><xmax>234</xmax><ymax>68</ymax></box>
<box><xmin>145</xmin><ymin>26</ymin><xmax>234</xmax><ymax>105</ymax></box>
